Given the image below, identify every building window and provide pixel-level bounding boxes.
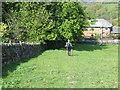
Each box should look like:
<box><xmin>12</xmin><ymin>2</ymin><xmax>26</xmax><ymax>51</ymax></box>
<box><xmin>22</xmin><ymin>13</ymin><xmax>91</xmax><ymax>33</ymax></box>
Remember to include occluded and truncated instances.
<box><xmin>105</xmin><ymin>27</ymin><xmax>108</xmax><ymax>30</ymax></box>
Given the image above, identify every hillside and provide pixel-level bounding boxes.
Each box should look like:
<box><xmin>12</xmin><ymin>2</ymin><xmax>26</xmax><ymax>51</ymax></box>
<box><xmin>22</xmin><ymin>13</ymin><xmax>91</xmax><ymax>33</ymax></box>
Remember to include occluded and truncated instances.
<box><xmin>84</xmin><ymin>2</ymin><xmax>119</xmax><ymax>26</ymax></box>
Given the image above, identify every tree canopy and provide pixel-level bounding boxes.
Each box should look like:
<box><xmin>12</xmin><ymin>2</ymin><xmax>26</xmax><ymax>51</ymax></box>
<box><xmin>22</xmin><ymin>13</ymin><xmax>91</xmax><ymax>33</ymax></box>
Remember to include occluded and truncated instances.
<box><xmin>1</xmin><ymin>2</ymin><xmax>88</xmax><ymax>43</ymax></box>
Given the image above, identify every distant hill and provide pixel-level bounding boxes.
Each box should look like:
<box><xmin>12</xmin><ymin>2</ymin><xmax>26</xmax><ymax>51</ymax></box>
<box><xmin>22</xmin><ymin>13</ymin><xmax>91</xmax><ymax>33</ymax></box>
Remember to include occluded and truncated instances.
<box><xmin>84</xmin><ymin>2</ymin><xmax>119</xmax><ymax>26</ymax></box>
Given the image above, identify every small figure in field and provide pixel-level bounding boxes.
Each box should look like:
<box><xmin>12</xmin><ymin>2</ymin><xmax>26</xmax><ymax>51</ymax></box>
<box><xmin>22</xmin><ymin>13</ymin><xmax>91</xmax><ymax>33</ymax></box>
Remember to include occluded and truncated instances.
<box><xmin>65</xmin><ymin>40</ymin><xmax>73</xmax><ymax>56</ymax></box>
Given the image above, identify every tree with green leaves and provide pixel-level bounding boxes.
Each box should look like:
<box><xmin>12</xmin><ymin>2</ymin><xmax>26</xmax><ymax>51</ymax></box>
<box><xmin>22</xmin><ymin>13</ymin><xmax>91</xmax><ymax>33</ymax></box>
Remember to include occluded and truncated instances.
<box><xmin>2</xmin><ymin>2</ymin><xmax>88</xmax><ymax>43</ymax></box>
<box><xmin>45</xmin><ymin>2</ymin><xmax>89</xmax><ymax>41</ymax></box>
<box><xmin>2</xmin><ymin>2</ymin><xmax>55</xmax><ymax>43</ymax></box>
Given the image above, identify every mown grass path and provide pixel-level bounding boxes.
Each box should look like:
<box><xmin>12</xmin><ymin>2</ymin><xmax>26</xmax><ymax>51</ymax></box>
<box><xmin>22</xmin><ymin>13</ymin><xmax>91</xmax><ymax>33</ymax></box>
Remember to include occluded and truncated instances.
<box><xmin>2</xmin><ymin>44</ymin><xmax>118</xmax><ymax>88</ymax></box>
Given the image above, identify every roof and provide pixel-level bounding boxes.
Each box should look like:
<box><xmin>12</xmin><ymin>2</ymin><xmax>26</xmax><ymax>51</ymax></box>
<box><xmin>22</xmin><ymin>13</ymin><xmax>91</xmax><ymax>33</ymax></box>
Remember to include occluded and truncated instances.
<box><xmin>88</xmin><ymin>19</ymin><xmax>112</xmax><ymax>28</ymax></box>
<box><xmin>111</xmin><ymin>27</ymin><xmax>120</xmax><ymax>34</ymax></box>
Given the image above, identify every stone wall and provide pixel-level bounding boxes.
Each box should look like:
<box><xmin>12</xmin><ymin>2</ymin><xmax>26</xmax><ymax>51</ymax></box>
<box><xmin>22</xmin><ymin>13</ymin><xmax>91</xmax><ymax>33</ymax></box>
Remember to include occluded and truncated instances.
<box><xmin>1</xmin><ymin>40</ymin><xmax>65</xmax><ymax>66</ymax></box>
<box><xmin>1</xmin><ymin>40</ymin><xmax>119</xmax><ymax>66</ymax></box>
<box><xmin>78</xmin><ymin>40</ymin><xmax>120</xmax><ymax>44</ymax></box>
<box><xmin>2</xmin><ymin>43</ymin><xmax>44</xmax><ymax>65</ymax></box>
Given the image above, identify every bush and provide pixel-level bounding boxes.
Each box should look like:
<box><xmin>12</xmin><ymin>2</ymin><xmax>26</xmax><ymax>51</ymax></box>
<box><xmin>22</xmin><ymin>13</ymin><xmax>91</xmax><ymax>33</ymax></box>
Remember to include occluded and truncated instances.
<box><xmin>95</xmin><ymin>34</ymin><xmax>100</xmax><ymax>39</ymax></box>
<box><xmin>114</xmin><ymin>34</ymin><xmax>120</xmax><ymax>39</ymax></box>
<box><xmin>110</xmin><ymin>34</ymin><xmax>120</xmax><ymax>39</ymax></box>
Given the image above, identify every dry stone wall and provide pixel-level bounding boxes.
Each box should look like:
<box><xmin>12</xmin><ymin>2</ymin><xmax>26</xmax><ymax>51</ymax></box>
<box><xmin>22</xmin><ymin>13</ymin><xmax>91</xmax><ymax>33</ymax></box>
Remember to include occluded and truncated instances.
<box><xmin>1</xmin><ymin>40</ymin><xmax>65</xmax><ymax>66</ymax></box>
<box><xmin>2</xmin><ymin>43</ymin><xmax>44</xmax><ymax>65</ymax></box>
<box><xmin>1</xmin><ymin>40</ymin><xmax>119</xmax><ymax>66</ymax></box>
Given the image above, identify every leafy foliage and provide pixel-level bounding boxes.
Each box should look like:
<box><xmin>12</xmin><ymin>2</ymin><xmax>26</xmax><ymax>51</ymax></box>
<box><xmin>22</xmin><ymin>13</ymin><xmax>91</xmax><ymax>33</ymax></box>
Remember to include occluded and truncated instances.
<box><xmin>2</xmin><ymin>2</ymin><xmax>88</xmax><ymax>43</ymax></box>
<box><xmin>85</xmin><ymin>2</ymin><xmax>118</xmax><ymax>26</ymax></box>
<box><xmin>0</xmin><ymin>22</ymin><xmax>14</xmax><ymax>43</ymax></box>
<box><xmin>45</xmin><ymin>2</ymin><xmax>89</xmax><ymax>41</ymax></box>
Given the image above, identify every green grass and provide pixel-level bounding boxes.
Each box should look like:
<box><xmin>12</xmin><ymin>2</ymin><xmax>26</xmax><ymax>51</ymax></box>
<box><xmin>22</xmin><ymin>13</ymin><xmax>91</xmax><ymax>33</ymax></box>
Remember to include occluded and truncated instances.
<box><xmin>2</xmin><ymin>44</ymin><xmax>118</xmax><ymax>88</ymax></box>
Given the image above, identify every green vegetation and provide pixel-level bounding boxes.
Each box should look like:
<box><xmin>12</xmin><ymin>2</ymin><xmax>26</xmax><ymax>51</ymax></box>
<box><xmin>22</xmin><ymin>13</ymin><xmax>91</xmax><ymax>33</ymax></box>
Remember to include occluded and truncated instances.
<box><xmin>85</xmin><ymin>2</ymin><xmax>118</xmax><ymax>26</ymax></box>
<box><xmin>95</xmin><ymin>33</ymin><xmax>100</xmax><ymax>39</ymax></box>
<box><xmin>2</xmin><ymin>44</ymin><xmax>118</xmax><ymax>88</ymax></box>
<box><xmin>2</xmin><ymin>2</ymin><xmax>89</xmax><ymax>43</ymax></box>
<box><xmin>110</xmin><ymin>34</ymin><xmax>120</xmax><ymax>39</ymax></box>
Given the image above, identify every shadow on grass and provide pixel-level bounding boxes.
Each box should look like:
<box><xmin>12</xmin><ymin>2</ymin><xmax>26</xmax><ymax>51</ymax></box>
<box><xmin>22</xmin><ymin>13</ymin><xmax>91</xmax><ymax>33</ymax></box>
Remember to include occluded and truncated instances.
<box><xmin>60</xmin><ymin>43</ymin><xmax>108</xmax><ymax>51</ymax></box>
<box><xmin>2</xmin><ymin>51</ymin><xmax>44</xmax><ymax>78</ymax></box>
<box><xmin>2</xmin><ymin>43</ymin><xmax>108</xmax><ymax>78</ymax></box>
<box><xmin>72</xmin><ymin>43</ymin><xmax>108</xmax><ymax>51</ymax></box>
<box><xmin>60</xmin><ymin>43</ymin><xmax>108</xmax><ymax>56</ymax></box>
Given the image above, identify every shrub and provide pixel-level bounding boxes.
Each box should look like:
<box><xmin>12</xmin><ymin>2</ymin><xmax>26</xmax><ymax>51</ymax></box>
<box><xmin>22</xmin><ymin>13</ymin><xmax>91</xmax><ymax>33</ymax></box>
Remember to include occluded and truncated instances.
<box><xmin>113</xmin><ymin>34</ymin><xmax>120</xmax><ymax>39</ymax></box>
<box><xmin>110</xmin><ymin>34</ymin><xmax>120</xmax><ymax>39</ymax></box>
<box><xmin>95</xmin><ymin>34</ymin><xmax>100</xmax><ymax>39</ymax></box>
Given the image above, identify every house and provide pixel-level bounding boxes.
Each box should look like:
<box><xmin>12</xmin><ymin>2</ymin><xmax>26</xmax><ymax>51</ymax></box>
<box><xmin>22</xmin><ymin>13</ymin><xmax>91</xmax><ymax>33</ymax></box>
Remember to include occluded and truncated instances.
<box><xmin>83</xmin><ymin>19</ymin><xmax>113</xmax><ymax>38</ymax></box>
<box><xmin>110</xmin><ymin>27</ymin><xmax>120</xmax><ymax>39</ymax></box>
<box><xmin>111</xmin><ymin>27</ymin><xmax>120</xmax><ymax>34</ymax></box>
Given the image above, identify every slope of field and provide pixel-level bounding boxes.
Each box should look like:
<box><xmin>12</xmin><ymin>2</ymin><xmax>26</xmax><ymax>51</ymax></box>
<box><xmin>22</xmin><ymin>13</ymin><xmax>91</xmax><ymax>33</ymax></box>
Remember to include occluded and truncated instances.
<box><xmin>2</xmin><ymin>44</ymin><xmax>118</xmax><ymax>88</ymax></box>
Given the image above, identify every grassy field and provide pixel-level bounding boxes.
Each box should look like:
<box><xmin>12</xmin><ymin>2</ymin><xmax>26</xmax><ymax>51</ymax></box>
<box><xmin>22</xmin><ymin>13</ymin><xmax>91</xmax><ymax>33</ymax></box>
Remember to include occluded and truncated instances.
<box><xmin>2</xmin><ymin>43</ymin><xmax>118</xmax><ymax>88</ymax></box>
